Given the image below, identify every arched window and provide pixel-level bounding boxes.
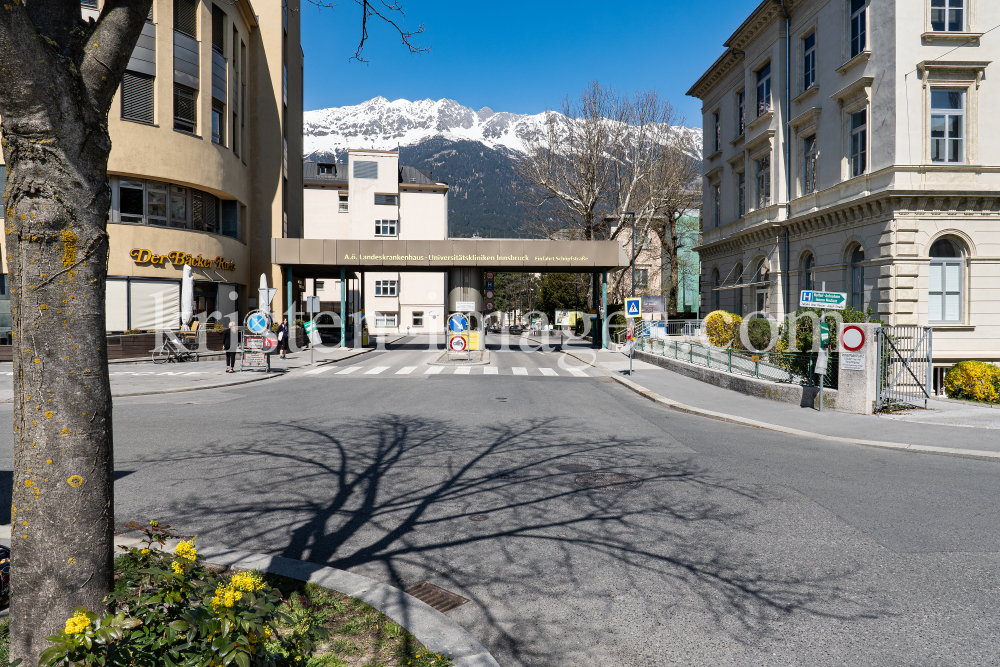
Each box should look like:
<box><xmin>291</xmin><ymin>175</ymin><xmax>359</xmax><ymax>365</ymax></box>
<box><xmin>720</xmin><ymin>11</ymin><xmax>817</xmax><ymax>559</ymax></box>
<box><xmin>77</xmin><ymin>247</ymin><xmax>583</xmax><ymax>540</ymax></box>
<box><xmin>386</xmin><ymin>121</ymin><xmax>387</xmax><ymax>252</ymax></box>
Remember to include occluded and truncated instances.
<box><xmin>735</xmin><ymin>264</ymin><xmax>744</xmax><ymax>315</ymax></box>
<box><xmin>754</xmin><ymin>259</ymin><xmax>768</xmax><ymax>315</ymax></box>
<box><xmin>712</xmin><ymin>268</ymin><xmax>720</xmax><ymax>311</ymax></box>
<box><xmin>929</xmin><ymin>237</ymin><xmax>963</xmax><ymax>322</ymax></box>
<box><xmin>803</xmin><ymin>254</ymin><xmax>814</xmax><ymax>292</ymax></box>
<box><xmin>850</xmin><ymin>246</ymin><xmax>864</xmax><ymax>310</ymax></box>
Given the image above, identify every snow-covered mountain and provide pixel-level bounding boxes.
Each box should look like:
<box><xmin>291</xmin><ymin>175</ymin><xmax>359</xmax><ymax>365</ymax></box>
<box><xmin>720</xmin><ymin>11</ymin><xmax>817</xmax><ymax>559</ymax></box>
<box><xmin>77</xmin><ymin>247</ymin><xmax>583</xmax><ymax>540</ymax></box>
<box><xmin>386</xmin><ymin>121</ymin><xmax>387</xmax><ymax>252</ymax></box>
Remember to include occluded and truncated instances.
<box><xmin>303</xmin><ymin>96</ymin><xmax>702</xmax><ymax>158</ymax></box>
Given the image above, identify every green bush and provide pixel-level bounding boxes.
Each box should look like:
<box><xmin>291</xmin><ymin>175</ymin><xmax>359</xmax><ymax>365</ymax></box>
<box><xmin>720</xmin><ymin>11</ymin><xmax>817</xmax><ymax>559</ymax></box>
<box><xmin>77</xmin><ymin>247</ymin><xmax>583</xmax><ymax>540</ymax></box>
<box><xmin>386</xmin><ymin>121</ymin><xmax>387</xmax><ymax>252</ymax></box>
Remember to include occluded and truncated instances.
<box><xmin>777</xmin><ymin>306</ymin><xmax>880</xmax><ymax>353</ymax></box>
<box><xmin>944</xmin><ymin>361</ymin><xmax>1000</xmax><ymax>403</ymax></box>
<box><xmin>736</xmin><ymin>317</ymin><xmax>777</xmax><ymax>351</ymax></box>
<box><xmin>40</xmin><ymin>521</ymin><xmax>326</xmax><ymax>667</ymax></box>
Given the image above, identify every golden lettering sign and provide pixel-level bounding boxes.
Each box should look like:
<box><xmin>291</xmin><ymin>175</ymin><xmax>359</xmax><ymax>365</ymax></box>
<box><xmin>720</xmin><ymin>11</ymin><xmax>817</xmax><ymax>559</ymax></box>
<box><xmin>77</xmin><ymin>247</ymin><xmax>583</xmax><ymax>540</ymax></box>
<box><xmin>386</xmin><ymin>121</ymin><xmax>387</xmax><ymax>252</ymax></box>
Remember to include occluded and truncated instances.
<box><xmin>130</xmin><ymin>248</ymin><xmax>236</xmax><ymax>272</ymax></box>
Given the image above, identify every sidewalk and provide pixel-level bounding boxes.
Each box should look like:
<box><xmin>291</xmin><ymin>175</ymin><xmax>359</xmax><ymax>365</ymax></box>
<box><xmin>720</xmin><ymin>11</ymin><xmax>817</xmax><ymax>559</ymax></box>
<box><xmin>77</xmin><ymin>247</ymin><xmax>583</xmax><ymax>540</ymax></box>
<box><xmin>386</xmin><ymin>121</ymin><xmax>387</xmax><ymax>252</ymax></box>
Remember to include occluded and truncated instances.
<box><xmin>555</xmin><ymin>339</ymin><xmax>1000</xmax><ymax>457</ymax></box>
<box><xmin>0</xmin><ymin>339</ymin><xmax>403</xmax><ymax>403</ymax></box>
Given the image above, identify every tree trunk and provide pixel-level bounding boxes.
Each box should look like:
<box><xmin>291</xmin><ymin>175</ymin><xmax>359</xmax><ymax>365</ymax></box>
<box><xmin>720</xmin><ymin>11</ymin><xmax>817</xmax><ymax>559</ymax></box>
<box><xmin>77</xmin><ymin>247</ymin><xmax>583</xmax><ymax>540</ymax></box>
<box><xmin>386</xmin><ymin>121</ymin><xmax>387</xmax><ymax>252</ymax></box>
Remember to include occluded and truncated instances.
<box><xmin>667</xmin><ymin>214</ymin><xmax>679</xmax><ymax>316</ymax></box>
<box><xmin>0</xmin><ymin>1</ymin><xmax>154</xmax><ymax>661</ymax></box>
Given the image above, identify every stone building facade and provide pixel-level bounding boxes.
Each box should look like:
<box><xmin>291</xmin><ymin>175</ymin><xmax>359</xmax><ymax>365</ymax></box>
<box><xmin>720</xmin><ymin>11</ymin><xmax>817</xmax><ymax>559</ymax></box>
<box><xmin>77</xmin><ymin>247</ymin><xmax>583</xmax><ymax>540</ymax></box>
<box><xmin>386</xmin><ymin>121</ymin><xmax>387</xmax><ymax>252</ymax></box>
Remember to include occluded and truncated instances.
<box><xmin>687</xmin><ymin>0</ymin><xmax>1000</xmax><ymax>366</ymax></box>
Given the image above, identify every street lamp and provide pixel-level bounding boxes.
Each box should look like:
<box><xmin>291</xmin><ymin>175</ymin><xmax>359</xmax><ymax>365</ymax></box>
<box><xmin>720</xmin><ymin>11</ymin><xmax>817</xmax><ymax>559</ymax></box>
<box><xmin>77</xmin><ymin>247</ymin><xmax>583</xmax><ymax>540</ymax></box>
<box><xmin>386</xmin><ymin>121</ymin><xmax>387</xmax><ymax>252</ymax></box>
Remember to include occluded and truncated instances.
<box><xmin>624</xmin><ymin>211</ymin><xmax>637</xmax><ymax>297</ymax></box>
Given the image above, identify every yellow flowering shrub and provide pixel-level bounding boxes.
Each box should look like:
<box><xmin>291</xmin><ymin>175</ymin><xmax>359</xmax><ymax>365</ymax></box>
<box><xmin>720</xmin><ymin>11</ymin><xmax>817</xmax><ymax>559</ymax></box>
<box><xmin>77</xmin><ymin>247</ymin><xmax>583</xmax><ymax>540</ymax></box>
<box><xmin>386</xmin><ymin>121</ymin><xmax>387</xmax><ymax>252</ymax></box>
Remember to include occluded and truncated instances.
<box><xmin>64</xmin><ymin>611</ymin><xmax>91</xmax><ymax>635</ymax></box>
<box><xmin>704</xmin><ymin>310</ymin><xmax>742</xmax><ymax>348</ymax></box>
<box><xmin>944</xmin><ymin>361</ymin><xmax>1000</xmax><ymax>403</ymax></box>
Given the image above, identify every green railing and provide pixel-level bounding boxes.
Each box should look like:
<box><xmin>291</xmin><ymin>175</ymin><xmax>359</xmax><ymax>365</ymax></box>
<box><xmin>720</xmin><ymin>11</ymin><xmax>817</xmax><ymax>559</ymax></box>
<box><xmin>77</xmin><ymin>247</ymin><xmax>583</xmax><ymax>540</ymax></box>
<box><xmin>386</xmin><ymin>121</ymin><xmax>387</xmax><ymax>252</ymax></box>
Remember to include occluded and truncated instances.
<box><xmin>635</xmin><ymin>337</ymin><xmax>838</xmax><ymax>389</ymax></box>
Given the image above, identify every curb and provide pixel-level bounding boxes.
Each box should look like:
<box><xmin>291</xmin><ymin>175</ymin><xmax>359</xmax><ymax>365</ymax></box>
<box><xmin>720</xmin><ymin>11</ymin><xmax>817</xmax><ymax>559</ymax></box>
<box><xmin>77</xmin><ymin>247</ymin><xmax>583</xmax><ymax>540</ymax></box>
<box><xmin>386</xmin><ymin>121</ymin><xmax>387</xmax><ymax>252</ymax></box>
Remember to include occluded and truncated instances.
<box><xmin>557</xmin><ymin>347</ymin><xmax>1000</xmax><ymax>461</ymax></box>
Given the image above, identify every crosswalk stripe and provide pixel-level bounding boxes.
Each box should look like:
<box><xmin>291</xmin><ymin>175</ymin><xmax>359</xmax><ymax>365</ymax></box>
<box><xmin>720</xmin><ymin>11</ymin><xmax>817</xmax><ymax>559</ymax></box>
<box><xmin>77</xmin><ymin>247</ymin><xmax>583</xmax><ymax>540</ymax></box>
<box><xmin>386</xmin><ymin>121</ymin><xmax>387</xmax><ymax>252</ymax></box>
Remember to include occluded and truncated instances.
<box><xmin>365</xmin><ymin>366</ymin><xmax>389</xmax><ymax>375</ymax></box>
<box><xmin>424</xmin><ymin>366</ymin><xmax>443</xmax><ymax>375</ymax></box>
<box><xmin>568</xmin><ymin>368</ymin><xmax>589</xmax><ymax>377</ymax></box>
<box><xmin>305</xmin><ymin>366</ymin><xmax>334</xmax><ymax>375</ymax></box>
<box><xmin>512</xmin><ymin>367</ymin><xmax>528</xmax><ymax>375</ymax></box>
<box><xmin>454</xmin><ymin>366</ymin><xmax>471</xmax><ymax>375</ymax></box>
<box><xmin>483</xmin><ymin>367</ymin><xmax>498</xmax><ymax>375</ymax></box>
<box><xmin>396</xmin><ymin>366</ymin><xmax>417</xmax><ymax>375</ymax></box>
<box><xmin>336</xmin><ymin>366</ymin><xmax>362</xmax><ymax>375</ymax></box>
<box><xmin>539</xmin><ymin>368</ymin><xmax>558</xmax><ymax>376</ymax></box>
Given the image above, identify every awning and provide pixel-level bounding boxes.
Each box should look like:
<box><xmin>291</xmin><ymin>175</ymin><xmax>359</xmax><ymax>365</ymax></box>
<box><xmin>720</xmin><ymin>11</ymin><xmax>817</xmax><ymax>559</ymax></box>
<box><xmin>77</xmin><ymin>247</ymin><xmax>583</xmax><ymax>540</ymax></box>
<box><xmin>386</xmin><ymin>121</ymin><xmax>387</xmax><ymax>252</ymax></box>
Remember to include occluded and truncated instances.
<box><xmin>712</xmin><ymin>280</ymin><xmax>771</xmax><ymax>291</ymax></box>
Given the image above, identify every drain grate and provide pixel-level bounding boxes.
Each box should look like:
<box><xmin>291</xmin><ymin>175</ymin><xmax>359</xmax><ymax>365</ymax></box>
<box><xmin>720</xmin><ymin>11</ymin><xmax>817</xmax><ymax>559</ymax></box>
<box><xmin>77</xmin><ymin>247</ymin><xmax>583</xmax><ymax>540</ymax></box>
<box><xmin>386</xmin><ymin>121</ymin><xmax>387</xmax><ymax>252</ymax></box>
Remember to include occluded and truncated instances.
<box><xmin>574</xmin><ymin>472</ymin><xmax>643</xmax><ymax>491</ymax></box>
<box><xmin>405</xmin><ymin>582</ymin><xmax>470</xmax><ymax>612</ymax></box>
<box><xmin>557</xmin><ymin>464</ymin><xmax>592</xmax><ymax>473</ymax></box>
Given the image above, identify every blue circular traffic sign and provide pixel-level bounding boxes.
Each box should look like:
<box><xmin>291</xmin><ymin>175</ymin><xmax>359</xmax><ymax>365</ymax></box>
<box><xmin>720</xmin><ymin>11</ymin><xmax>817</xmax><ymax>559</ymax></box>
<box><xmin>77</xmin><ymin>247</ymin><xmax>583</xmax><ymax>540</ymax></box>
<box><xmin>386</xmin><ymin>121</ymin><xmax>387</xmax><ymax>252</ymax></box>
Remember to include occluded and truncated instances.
<box><xmin>247</xmin><ymin>311</ymin><xmax>269</xmax><ymax>334</ymax></box>
<box><xmin>449</xmin><ymin>314</ymin><xmax>468</xmax><ymax>333</ymax></box>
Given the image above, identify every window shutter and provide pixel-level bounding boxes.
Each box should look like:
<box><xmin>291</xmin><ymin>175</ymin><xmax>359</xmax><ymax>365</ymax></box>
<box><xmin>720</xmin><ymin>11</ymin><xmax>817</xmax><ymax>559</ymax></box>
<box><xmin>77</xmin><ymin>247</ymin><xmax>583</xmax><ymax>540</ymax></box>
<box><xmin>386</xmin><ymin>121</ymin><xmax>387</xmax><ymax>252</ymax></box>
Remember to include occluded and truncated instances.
<box><xmin>122</xmin><ymin>71</ymin><xmax>154</xmax><ymax>123</ymax></box>
<box><xmin>211</xmin><ymin>5</ymin><xmax>225</xmax><ymax>52</ymax></box>
<box><xmin>174</xmin><ymin>0</ymin><xmax>197</xmax><ymax>38</ymax></box>
<box><xmin>353</xmin><ymin>161</ymin><xmax>378</xmax><ymax>179</ymax></box>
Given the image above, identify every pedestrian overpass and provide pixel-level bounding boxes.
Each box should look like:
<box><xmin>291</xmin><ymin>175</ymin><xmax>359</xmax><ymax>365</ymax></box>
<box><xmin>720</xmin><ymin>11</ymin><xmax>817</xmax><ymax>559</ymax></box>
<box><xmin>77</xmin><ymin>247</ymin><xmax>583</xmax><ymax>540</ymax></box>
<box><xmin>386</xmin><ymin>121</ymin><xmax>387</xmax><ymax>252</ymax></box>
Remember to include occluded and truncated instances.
<box><xmin>271</xmin><ymin>237</ymin><xmax>629</xmax><ymax>348</ymax></box>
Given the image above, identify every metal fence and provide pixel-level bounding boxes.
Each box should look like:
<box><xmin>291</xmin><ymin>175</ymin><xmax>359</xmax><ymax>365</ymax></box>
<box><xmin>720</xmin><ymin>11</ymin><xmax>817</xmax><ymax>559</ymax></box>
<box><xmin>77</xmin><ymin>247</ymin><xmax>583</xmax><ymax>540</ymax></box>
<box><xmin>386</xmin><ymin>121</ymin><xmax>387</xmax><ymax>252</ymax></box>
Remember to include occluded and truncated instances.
<box><xmin>876</xmin><ymin>326</ymin><xmax>932</xmax><ymax>409</ymax></box>
<box><xmin>635</xmin><ymin>337</ymin><xmax>838</xmax><ymax>389</ymax></box>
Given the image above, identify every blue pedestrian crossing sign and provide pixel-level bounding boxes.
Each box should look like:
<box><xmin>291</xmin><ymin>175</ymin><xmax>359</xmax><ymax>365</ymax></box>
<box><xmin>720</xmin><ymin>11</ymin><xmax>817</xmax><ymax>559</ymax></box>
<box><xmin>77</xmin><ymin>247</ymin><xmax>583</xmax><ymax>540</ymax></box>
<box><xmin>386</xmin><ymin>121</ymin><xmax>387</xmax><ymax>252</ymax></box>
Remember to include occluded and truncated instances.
<box><xmin>625</xmin><ymin>298</ymin><xmax>642</xmax><ymax>318</ymax></box>
<box><xmin>448</xmin><ymin>313</ymin><xmax>468</xmax><ymax>333</ymax></box>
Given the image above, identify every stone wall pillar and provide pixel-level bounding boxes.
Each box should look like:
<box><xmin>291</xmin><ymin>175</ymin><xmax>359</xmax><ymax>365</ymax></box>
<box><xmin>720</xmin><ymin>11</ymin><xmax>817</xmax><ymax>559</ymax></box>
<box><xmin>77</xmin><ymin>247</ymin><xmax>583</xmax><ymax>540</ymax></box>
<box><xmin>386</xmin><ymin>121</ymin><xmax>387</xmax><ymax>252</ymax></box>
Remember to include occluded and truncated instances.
<box><xmin>836</xmin><ymin>322</ymin><xmax>881</xmax><ymax>414</ymax></box>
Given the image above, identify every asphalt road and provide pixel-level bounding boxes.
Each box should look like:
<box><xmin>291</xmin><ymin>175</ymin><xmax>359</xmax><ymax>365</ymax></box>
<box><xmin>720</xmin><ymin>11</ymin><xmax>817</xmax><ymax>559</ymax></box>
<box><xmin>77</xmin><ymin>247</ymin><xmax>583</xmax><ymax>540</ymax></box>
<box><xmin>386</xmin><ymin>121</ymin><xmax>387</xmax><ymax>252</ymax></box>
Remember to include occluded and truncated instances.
<box><xmin>2</xmin><ymin>335</ymin><xmax>998</xmax><ymax>666</ymax></box>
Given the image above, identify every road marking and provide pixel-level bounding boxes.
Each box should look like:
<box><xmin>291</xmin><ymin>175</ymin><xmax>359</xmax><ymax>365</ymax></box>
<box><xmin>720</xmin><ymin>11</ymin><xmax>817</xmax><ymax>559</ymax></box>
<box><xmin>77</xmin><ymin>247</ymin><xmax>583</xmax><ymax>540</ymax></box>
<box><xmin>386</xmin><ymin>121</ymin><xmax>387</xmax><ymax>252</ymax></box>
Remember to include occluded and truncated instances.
<box><xmin>336</xmin><ymin>366</ymin><xmax>362</xmax><ymax>375</ymax></box>
<box><xmin>454</xmin><ymin>366</ymin><xmax>471</xmax><ymax>374</ymax></box>
<box><xmin>512</xmin><ymin>367</ymin><xmax>528</xmax><ymax>375</ymax></box>
<box><xmin>424</xmin><ymin>366</ymin><xmax>444</xmax><ymax>374</ymax></box>
<box><xmin>365</xmin><ymin>366</ymin><xmax>389</xmax><ymax>375</ymax></box>
<box><xmin>483</xmin><ymin>367</ymin><xmax>498</xmax><ymax>375</ymax></box>
<box><xmin>568</xmin><ymin>368</ymin><xmax>589</xmax><ymax>377</ymax></box>
<box><xmin>539</xmin><ymin>368</ymin><xmax>558</xmax><ymax>376</ymax></box>
<box><xmin>304</xmin><ymin>366</ymin><xmax>333</xmax><ymax>375</ymax></box>
<box><xmin>396</xmin><ymin>366</ymin><xmax>417</xmax><ymax>375</ymax></box>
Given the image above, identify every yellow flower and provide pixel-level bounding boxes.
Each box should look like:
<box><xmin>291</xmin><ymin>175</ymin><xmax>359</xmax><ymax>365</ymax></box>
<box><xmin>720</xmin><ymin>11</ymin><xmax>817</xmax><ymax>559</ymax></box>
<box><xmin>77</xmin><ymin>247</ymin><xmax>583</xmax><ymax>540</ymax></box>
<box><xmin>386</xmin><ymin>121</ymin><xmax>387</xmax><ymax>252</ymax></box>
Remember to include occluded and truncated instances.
<box><xmin>229</xmin><ymin>571</ymin><xmax>266</xmax><ymax>592</ymax></box>
<box><xmin>64</xmin><ymin>611</ymin><xmax>90</xmax><ymax>635</ymax></box>
<box><xmin>171</xmin><ymin>560</ymin><xmax>185</xmax><ymax>575</ymax></box>
<box><xmin>149</xmin><ymin>520</ymin><xmax>159</xmax><ymax>527</ymax></box>
<box><xmin>140</xmin><ymin>548</ymin><xmax>150</xmax><ymax>554</ymax></box>
<box><xmin>173</xmin><ymin>540</ymin><xmax>197</xmax><ymax>562</ymax></box>
<box><xmin>263</xmin><ymin>627</ymin><xmax>273</xmax><ymax>638</ymax></box>
<box><xmin>210</xmin><ymin>583</ymin><xmax>243</xmax><ymax>609</ymax></box>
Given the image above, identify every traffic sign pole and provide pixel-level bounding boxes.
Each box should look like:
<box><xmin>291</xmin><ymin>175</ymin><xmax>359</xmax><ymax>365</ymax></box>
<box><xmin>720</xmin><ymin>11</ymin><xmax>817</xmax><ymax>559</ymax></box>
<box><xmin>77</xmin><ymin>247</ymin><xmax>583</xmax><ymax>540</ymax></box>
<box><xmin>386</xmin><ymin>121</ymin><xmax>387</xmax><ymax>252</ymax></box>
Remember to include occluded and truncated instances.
<box><xmin>819</xmin><ymin>309</ymin><xmax>825</xmax><ymax>412</ymax></box>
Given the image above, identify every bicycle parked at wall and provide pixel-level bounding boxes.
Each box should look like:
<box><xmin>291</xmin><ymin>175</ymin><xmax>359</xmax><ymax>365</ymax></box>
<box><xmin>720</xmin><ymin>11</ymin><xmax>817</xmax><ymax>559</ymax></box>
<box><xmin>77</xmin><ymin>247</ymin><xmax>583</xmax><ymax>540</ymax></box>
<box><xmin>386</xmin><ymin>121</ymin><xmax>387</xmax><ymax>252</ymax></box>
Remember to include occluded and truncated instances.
<box><xmin>151</xmin><ymin>332</ymin><xmax>200</xmax><ymax>364</ymax></box>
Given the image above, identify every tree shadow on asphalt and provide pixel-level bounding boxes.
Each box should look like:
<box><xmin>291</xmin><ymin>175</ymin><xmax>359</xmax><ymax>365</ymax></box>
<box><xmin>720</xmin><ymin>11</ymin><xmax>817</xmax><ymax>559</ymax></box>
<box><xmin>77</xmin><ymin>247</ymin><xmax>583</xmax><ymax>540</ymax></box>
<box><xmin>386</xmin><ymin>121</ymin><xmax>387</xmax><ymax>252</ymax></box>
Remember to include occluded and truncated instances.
<box><xmin>133</xmin><ymin>415</ymin><xmax>889</xmax><ymax>663</ymax></box>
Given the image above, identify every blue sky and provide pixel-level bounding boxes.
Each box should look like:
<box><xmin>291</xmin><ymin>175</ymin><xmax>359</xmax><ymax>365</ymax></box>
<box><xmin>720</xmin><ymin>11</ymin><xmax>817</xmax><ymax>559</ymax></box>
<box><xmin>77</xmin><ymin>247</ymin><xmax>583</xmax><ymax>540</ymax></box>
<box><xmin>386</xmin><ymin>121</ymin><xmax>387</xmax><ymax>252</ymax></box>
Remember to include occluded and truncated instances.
<box><xmin>301</xmin><ymin>0</ymin><xmax>759</xmax><ymax>128</ymax></box>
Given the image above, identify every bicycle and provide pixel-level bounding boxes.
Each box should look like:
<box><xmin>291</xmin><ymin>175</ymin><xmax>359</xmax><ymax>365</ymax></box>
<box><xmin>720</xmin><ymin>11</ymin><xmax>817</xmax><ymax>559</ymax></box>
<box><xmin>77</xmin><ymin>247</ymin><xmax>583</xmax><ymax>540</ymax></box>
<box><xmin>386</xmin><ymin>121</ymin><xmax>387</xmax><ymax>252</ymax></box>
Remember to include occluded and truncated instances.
<box><xmin>151</xmin><ymin>333</ymin><xmax>200</xmax><ymax>364</ymax></box>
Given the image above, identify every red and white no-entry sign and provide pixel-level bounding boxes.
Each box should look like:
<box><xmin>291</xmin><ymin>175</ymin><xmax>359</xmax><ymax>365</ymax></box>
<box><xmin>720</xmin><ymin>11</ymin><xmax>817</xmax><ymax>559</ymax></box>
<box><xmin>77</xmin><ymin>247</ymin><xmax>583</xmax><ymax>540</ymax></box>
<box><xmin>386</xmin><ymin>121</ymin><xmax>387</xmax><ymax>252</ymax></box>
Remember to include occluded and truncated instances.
<box><xmin>449</xmin><ymin>335</ymin><xmax>468</xmax><ymax>352</ymax></box>
<box><xmin>841</xmin><ymin>325</ymin><xmax>865</xmax><ymax>351</ymax></box>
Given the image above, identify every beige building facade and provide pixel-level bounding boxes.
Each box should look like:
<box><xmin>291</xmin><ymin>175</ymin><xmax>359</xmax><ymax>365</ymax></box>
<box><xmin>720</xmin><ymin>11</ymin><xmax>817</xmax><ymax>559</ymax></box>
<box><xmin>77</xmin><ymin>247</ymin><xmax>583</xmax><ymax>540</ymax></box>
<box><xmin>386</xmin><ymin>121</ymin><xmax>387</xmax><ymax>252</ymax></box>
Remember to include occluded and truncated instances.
<box><xmin>0</xmin><ymin>0</ymin><xmax>302</xmax><ymax>335</ymax></box>
<box><xmin>688</xmin><ymin>0</ymin><xmax>1000</xmax><ymax>368</ymax></box>
<box><xmin>303</xmin><ymin>150</ymin><xmax>450</xmax><ymax>335</ymax></box>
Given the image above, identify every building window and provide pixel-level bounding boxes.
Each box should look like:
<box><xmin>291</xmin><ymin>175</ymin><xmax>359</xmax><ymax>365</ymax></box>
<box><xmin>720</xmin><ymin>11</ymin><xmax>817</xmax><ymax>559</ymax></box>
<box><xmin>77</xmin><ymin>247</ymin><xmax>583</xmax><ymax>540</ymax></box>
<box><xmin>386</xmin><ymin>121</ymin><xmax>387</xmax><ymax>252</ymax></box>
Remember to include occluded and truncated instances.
<box><xmin>634</xmin><ymin>267</ymin><xmax>649</xmax><ymax>290</ymax></box>
<box><xmin>850</xmin><ymin>108</ymin><xmax>867</xmax><ymax>177</ymax></box>
<box><xmin>713</xmin><ymin>112</ymin><xmax>721</xmax><ymax>153</ymax></box>
<box><xmin>735</xmin><ymin>264</ymin><xmax>744</xmax><ymax>314</ymax></box>
<box><xmin>931</xmin><ymin>89</ymin><xmax>965</xmax><ymax>164</ymax></box>
<box><xmin>755</xmin><ymin>155</ymin><xmax>770</xmax><ymax>209</ymax></box>
<box><xmin>174</xmin><ymin>0</ymin><xmax>197</xmax><ymax>38</ymax></box>
<box><xmin>211</xmin><ymin>4</ymin><xmax>225</xmax><ymax>52</ymax></box>
<box><xmin>931</xmin><ymin>0</ymin><xmax>964</xmax><ymax>32</ymax></box>
<box><xmin>169</xmin><ymin>185</ymin><xmax>189</xmax><ymax>228</ymax></box>
<box><xmin>754</xmin><ymin>259</ymin><xmax>768</xmax><ymax>315</ymax></box>
<box><xmin>803</xmin><ymin>32</ymin><xmax>816</xmax><ymax>90</ymax></box>
<box><xmin>712</xmin><ymin>185</ymin><xmax>721</xmax><ymax>227</ymax></box>
<box><xmin>315</xmin><ymin>280</ymin><xmax>325</xmax><ymax>290</ymax></box>
<box><xmin>412</xmin><ymin>311</ymin><xmax>424</xmax><ymax>327</ymax></box>
<box><xmin>173</xmin><ymin>84</ymin><xmax>197</xmax><ymax>134</ymax></box>
<box><xmin>339</xmin><ymin>194</ymin><xmax>349</xmax><ymax>212</ymax></box>
<box><xmin>756</xmin><ymin>63</ymin><xmax>772</xmax><ymax>116</ymax></box>
<box><xmin>711</xmin><ymin>269</ymin><xmax>720</xmax><ymax>311</ymax></box>
<box><xmin>375</xmin><ymin>220</ymin><xmax>398</xmax><ymax>236</ymax></box>
<box><xmin>318</xmin><ymin>163</ymin><xmax>335</xmax><ymax>175</ymax></box>
<box><xmin>121</xmin><ymin>71</ymin><xmax>154</xmax><ymax>123</ymax></box>
<box><xmin>375</xmin><ymin>312</ymin><xmax>397</xmax><ymax>327</ymax></box>
<box><xmin>849</xmin><ymin>246</ymin><xmax>865</xmax><ymax>310</ymax></box>
<box><xmin>850</xmin><ymin>0</ymin><xmax>867</xmax><ymax>59</ymax></box>
<box><xmin>146</xmin><ymin>180</ymin><xmax>168</xmax><ymax>225</ymax></box>
<box><xmin>212</xmin><ymin>100</ymin><xmax>225</xmax><ymax>145</ymax></box>
<box><xmin>737</xmin><ymin>90</ymin><xmax>746</xmax><ymax>136</ymax></box>
<box><xmin>374</xmin><ymin>280</ymin><xmax>398</xmax><ymax>297</ymax></box>
<box><xmin>737</xmin><ymin>171</ymin><xmax>746</xmax><ymax>217</ymax></box>
<box><xmin>120</xmin><ymin>180</ymin><xmax>146</xmax><ymax>223</ymax></box>
<box><xmin>354</xmin><ymin>161</ymin><xmax>378</xmax><ymax>179</ymax></box>
<box><xmin>374</xmin><ymin>194</ymin><xmax>398</xmax><ymax>206</ymax></box>
<box><xmin>803</xmin><ymin>254</ymin><xmax>815</xmax><ymax>291</ymax></box>
<box><xmin>804</xmin><ymin>135</ymin><xmax>818</xmax><ymax>194</ymax></box>
<box><xmin>929</xmin><ymin>238</ymin><xmax>963</xmax><ymax>322</ymax></box>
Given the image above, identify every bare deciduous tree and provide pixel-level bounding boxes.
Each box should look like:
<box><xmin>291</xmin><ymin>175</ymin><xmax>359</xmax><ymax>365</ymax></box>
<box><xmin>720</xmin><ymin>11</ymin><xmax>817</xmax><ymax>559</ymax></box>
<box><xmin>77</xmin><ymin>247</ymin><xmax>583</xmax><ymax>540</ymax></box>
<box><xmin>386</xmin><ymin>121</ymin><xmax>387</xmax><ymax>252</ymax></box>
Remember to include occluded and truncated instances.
<box><xmin>0</xmin><ymin>1</ymin><xmax>423</xmax><ymax>661</ymax></box>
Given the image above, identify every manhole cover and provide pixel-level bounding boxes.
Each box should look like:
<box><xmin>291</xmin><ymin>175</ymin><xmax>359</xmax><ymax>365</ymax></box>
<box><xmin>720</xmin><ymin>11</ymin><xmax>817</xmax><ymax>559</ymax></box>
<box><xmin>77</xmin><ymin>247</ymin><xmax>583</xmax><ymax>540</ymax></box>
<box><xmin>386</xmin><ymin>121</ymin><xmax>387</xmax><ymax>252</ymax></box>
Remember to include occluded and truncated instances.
<box><xmin>574</xmin><ymin>472</ymin><xmax>643</xmax><ymax>491</ymax></box>
<box><xmin>469</xmin><ymin>514</ymin><xmax>488</xmax><ymax>521</ymax></box>
<box><xmin>405</xmin><ymin>582</ymin><xmax>470</xmax><ymax>613</ymax></box>
<box><xmin>557</xmin><ymin>464</ymin><xmax>592</xmax><ymax>473</ymax></box>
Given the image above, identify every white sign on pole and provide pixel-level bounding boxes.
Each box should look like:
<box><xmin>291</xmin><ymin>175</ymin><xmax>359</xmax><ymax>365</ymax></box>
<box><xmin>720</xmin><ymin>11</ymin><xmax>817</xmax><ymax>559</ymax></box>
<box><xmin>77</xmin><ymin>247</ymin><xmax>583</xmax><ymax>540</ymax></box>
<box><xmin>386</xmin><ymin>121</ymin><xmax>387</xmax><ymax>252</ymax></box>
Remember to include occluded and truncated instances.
<box><xmin>799</xmin><ymin>290</ymin><xmax>847</xmax><ymax>310</ymax></box>
<box><xmin>456</xmin><ymin>301</ymin><xmax>476</xmax><ymax>312</ymax></box>
<box><xmin>306</xmin><ymin>296</ymin><xmax>321</xmax><ymax>313</ymax></box>
<box><xmin>841</xmin><ymin>351</ymin><xmax>866</xmax><ymax>371</ymax></box>
<box><xmin>815</xmin><ymin>348</ymin><xmax>829</xmax><ymax>375</ymax></box>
